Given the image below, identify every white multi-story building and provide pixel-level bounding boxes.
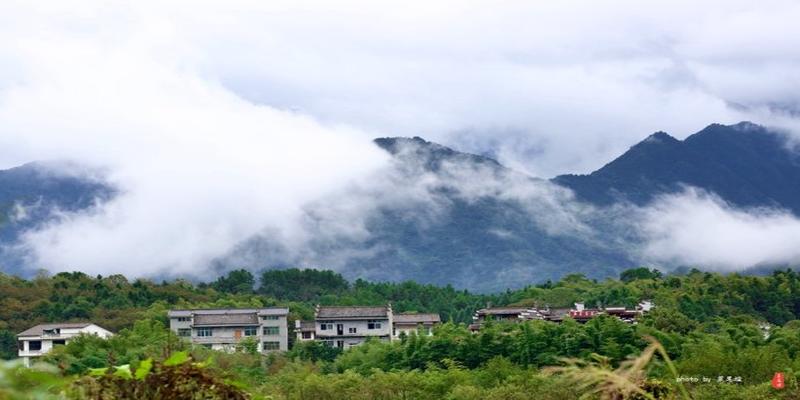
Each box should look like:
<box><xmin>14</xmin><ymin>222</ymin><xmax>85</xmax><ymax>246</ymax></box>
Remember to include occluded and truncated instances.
<box><xmin>167</xmin><ymin>308</ymin><xmax>289</xmax><ymax>353</ymax></box>
<box><xmin>392</xmin><ymin>313</ymin><xmax>441</xmax><ymax>339</ymax></box>
<box><xmin>314</xmin><ymin>305</ymin><xmax>393</xmax><ymax>350</ymax></box>
<box><xmin>297</xmin><ymin>306</ymin><xmax>442</xmax><ymax>348</ymax></box>
<box><xmin>17</xmin><ymin>323</ymin><xmax>113</xmax><ymax>366</ymax></box>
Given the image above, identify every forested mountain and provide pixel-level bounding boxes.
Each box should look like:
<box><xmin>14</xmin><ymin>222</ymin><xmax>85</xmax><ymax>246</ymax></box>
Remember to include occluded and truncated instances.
<box><xmin>554</xmin><ymin>122</ymin><xmax>800</xmax><ymax>213</ymax></box>
<box><xmin>1</xmin><ymin>122</ymin><xmax>800</xmax><ymax>290</ymax></box>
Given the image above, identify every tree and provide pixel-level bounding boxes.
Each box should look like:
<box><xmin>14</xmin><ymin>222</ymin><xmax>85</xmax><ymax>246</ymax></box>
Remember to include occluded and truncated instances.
<box><xmin>0</xmin><ymin>330</ymin><xmax>16</xmax><ymax>360</ymax></box>
<box><xmin>211</xmin><ymin>269</ymin><xmax>255</xmax><ymax>294</ymax></box>
<box><xmin>258</xmin><ymin>268</ymin><xmax>349</xmax><ymax>301</ymax></box>
<box><xmin>619</xmin><ymin>267</ymin><xmax>662</xmax><ymax>283</ymax></box>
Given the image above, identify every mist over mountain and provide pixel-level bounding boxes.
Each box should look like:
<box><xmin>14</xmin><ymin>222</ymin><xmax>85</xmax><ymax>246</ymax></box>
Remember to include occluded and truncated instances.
<box><xmin>0</xmin><ymin>163</ymin><xmax>113</xmax><ymax>241</ymax></box>
<box><xmin>2</xmin><ymin>122</ymin><xmax>800</xmax><ymax>291</ymax></box>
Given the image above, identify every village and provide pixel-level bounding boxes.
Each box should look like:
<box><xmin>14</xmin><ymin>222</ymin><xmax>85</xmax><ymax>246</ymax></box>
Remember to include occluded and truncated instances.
<box><xmin>15</xmin><ymin>300</ymin><xmax>653</xmax><ymax>365</ymax></box>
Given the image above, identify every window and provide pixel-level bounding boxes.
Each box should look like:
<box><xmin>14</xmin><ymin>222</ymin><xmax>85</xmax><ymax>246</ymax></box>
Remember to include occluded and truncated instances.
<box><xmin>201</xmin><ymin>344</ymin><xmax>213</xmax><ymax>349</ymax></box>
<box><xmin>17</xmin><ymin>341</ymin><xmax>24</xmax><ymax>351</ymax></box>
<box><xmin>28</xmin><ymin>340</ymin><xmax>42</xmax><ymax>351</ymax></box>
<box><xmin>177</xmin><ymin>317</ymin><xmax>191</xmax><ymax>322</ymax></box>
<box><xmin>301</xmin><ymin>332</ymin><xmax>312</xmax><ymax>339</ymax></box>
<box><xmin>53</xmin><ymin>340</ymin><xmax>66</xmax><ymax>346</ymax></box>
<box><xmin>260</xmin><ymin>315</ymin><xmax>279</xmax><ymax>320</ymax></box>
<box><xmin>319</xmin><ymin>323</ymin><xmax>333</xmax><ymax>331</ymax></box>
<box><xmin>244</xmin><ymin>327</ymin><xmax>258</xmax><ymax>336</ymax></box>
<box><xmin>263</xmin><ymin>326</ymin><xmax>279</xmax><ymax>336</ymax></box>
<box><xmin>196</xmin><ymin>327</ymin><xmax>213</xmax><ymax>337</ymax></box>
<box><xmin>367</xmin><ymin>320</ymin><xmax>382</xmax><ymax>330</ymax></box>
<box><xmin>262</xmin><ymin>341</ymin><xmax>280</xmax><ymax>350</ymax></box>
<box><xmin>348</xmin><ymin>327</ymin><xmax>357</xmax><ymax>334</ymax></box>
<box><xmin>177</xmin><ymin>329</ymin><xmax>191</xmax><ymax>337</ymax></box>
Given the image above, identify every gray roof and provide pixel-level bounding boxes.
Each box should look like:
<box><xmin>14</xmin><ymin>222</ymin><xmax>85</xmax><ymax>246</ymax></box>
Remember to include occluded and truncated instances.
<box><xmin>193</xmin><ymin>313</ymin><xmax>259</xmax><ymax>326</ymax></box>
<box><xmin>476</xmin><ymin>307</ymin><xmax>530</xmax><ymax>315</ymax></box>
<box><xmin>393</xmin><ymin>313</ymin><xmax>441</xmax><ymax>324</ymax></box>
<box><xmin>18</xmin><ymin>322</ymin><xmax>94</xmax><ymax>337</ymax></box>
<box><xmin>168</xmin><ymin>307</ymin><xmax>288</xmax><ymax>318</ymax></box>
<box><xmin>316</xmin><ymin>306</ymin><xmax>389</xmax><ymax>319</ymax></box>
<box><xmin>298</xmin><ymin>321</ymin><xmax>315</xmax><ymax>332</ymax></box>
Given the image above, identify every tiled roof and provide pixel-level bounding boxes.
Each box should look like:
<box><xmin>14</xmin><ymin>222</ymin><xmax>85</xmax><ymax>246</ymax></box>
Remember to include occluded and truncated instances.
<box><xmin>168</xmin><ymin>307</ymin><xmax>288</xmax><ymax>317</ymax></box>
<box><xmin>476</xmin><ymin>307</ymin><xmax>529</xmax><ymax>315</ymax></box>
<box><xmin>298</xmin><ymin>321</ymin><xmax>315</xmax><ymax>332</ymax></box>
<box><xmin>193</xmin><ymin>313</ymin><xmax>259</xmax><ymax>326</ymax></box>
<box><xmin>393</xmin><ymin>313</ymin><xmax>441</xmax><ymax>324</ymax></box>
<box><xmin>17</xmin><ymin>322</ymin><xmax>93</xmax><ymax>337</ymax></box>
<box><xmin>316</xmin><ymin>306</ymin><xmax>389</xmax><ymax>319</ymax></box>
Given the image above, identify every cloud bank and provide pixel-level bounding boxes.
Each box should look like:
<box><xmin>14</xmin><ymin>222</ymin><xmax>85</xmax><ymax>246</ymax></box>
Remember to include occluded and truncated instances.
<box><xmin>0</xmin><ymin>4</ymin><xmax>388</xmax><ymax>276</ymax></box>
<box><xmin>639</xmin><ymin>190</ymin><xmax>800</xmax><ymax>271</ymax></box>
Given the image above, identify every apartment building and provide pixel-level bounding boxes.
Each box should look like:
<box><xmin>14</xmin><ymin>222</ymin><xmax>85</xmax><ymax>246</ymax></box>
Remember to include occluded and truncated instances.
<box><xmin>17</xmin><ymin>323</ymin><xmax>113</xmax><ymax>366</ymax></box>
<box><xmin>168</xmin><ymin>308</ymin><xmax>289</xmax><ymax>352</ymax></box>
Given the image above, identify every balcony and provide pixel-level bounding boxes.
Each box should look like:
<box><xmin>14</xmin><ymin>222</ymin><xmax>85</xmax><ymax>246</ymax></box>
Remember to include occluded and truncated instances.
<box><xmin>18</xmin><ymin>350</ymin><xmax>44</xmax><ymax>357</ymax></box>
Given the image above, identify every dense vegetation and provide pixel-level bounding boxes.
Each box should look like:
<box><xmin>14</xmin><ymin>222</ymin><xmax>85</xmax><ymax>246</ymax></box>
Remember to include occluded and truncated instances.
<box><xmin>4</xmin><ymin>267</ymin><xmax>800</xmax><ymax>398</ymax></box>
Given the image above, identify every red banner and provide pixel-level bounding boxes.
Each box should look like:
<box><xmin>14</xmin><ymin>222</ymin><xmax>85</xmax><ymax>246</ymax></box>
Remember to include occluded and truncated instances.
<box><xmin>772</xmin><ymin>372</ymin><xmax>785</xmax><ymax>390</ymax></box>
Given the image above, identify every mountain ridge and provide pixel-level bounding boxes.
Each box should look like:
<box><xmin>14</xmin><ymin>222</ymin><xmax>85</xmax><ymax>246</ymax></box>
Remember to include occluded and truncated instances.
<box><xmin>553</xmin><ymin>122</ymin><xmax>800</xmax><ymax>214</ymax></box>
<box><xmin>2</xmin><ymin>122</ymin><xmax>799</xmax><ymax>290</ymax></box>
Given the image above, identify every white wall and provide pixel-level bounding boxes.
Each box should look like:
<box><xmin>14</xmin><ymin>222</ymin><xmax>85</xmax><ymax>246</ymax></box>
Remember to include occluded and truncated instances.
<box><xmin>168</xmin><ymin>314</ymin><xmax>289</xmax><ymax>352</ymax></box>
<box><xmin>315</xmin><ymin>319</ymin><xmax>391</xmax><ymax>338</ymax></box>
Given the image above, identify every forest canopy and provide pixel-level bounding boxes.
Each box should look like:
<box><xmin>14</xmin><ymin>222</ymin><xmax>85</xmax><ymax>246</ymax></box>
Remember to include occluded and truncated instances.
<box><xmin>3</xmin><ymin>267</ymin><xmax>800</xmax><ymax>399</ymax></box>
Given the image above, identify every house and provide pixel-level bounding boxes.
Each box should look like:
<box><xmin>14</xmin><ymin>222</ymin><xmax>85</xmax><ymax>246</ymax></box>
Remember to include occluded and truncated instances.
<box><xmin>473</xmin><ymin>307</ymin><xmax>545</xmax><ymax>323</ymax></box>
<box><xmin>568</xmin><ymin>303</ymin><xmax>601</xmax><ymax>322</ymax></box>
<box><xmin>470</xmin><ymin>306</ymin><xmax>545</xmax><ymax>331</ymax></box>
<box><xmin>392</xmin><ymin>313</ymin><xmax>441</xmax><ymax>338</ymax></box>
<box><xmin>469</xmin><ymin>300</ymin><xmax>654</xmax><ymax>331</ymax></box>
<box><xmin>296</xmin><ymin>306</ymin><xmax>443</xmax><ymax>348</ymax></box>
<box><xmin>565</xmin><ymin>301</ymin><xmax>655</xmax><ymax>324</ymax></box>
<box><xmin>17</xmin><ymin>323</ymin><xmax>113</xmax><ymax>366</ymax></box>
<box><xmin>294</xmin><ymin>320</ymin><xmax>316</xmax><ymax>342</ymax></box>
<box><xmin>167</xmin><ymin>308</ymin><xmax>289</xmax><ymax>353</ymax></box>
<box><xmin>313</xmin><ymin>305</ymin><xmax>393</xmax><ymax>349</ymax></box>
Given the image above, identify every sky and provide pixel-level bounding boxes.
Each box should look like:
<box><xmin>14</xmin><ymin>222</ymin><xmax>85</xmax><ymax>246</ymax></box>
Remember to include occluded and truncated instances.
<box><xmin>1</xmin><ymin>1</ymin><xmax>800</xmax><ymax>282</ymax></box>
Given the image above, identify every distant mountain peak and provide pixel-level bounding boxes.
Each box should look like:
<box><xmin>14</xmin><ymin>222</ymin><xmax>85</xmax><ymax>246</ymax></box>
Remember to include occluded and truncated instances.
<box><xmin>732</xmin><ymin>121</ymin><xmax>762</xmax><ymax>131</ymax></box>
<box><xmin>642</xmin><ymin>131</ymin><xmax>678</xmax><ymax>144</ymax></box>
<box><xmin>373</xmin><ymin>136</ymin><xmax>503</xmax><ymax>172</ymax></box>
<box><xmin>555</xmin><ymin>121</ymin><xmax>800</xmax><ymax>213</ymax></box>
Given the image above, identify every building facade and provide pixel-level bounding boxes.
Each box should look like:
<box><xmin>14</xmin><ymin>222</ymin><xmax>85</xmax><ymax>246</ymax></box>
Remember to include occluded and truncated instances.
<box><xmin>294</xmin><ymin>320</ymin><xmax>316</xmax><ymax>342</ymax></box>
<box><xmin>314</xmin><ymin>305</ymin><xmax>393</xmax><ymax>350</ymax></box>
<box><xmin>470</xmin><ymin>301</ymin><xmax>655</xmax><ymax>331</ymax></box>
<box><xmin>17</xmin><ymin>323</ymin><xmax>113</xmax><ymax>366</ymax></box>
<box><xmin>392</xmin><ymin>313</ymin><xmax>441</xmax><ymax>338</ymax></box>
<box><xmin>168</xmin><ymin>308</ymin><xmax>289</xmax><ymax>353</ymax></box>
<box><xmin>296</xmin><ymin>306</ymin><xmax>443</xmax><ymax>348</ymax></box>
<box><xmin>469</xmin><ymin>307</ymin><xmax>546</xmax><ymax>331</ymax></box>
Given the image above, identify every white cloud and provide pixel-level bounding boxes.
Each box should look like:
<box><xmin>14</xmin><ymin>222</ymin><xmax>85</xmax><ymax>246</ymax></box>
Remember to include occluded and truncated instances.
<box><xmin>639</xmin><ymin>189</ymin><xmax>800</xmax><ymax>270</ymax></box>
<box><xmin>0</xmin><ymin>5</ymin><xmax>388</xmax><ymax>276</ymax></box>
<box><xmin>1</xmin><ymin>1</ymin><xmax>800</xmax><ymax>279</ymax></box>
